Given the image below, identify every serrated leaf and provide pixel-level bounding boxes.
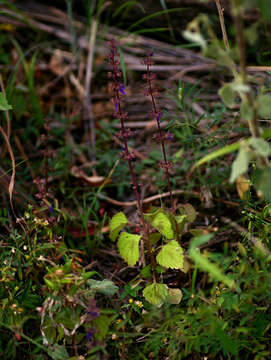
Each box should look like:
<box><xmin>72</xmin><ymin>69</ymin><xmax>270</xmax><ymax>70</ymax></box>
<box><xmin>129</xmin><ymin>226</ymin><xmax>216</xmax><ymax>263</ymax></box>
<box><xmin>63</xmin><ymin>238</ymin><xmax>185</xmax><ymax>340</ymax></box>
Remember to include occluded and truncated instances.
<box><xmin>180</xmin><ymin>203</ymin><xmax>196</xmax><ymax>223</ymax></box>
<box><xmin>109</xmin><ymin>212</ymin><xmax>128</xmax><ymax>241</ymax></box>
<box><xmin>143</xmin><ymin>283</ymin><xmax>168</xmax><ymax>305</ymax></box>
<box><xmin>218</xmin><ymin>83</ymin><xmax>237</xmax><ymax>108</ymax></box>
<box><xmin>0</xmin><ymin>92</ymin><xmax>12</xmax><ymax>111</ymax></box>
<box><xmin>254</xmin><ymin>166</ymin><xmax>271</xmax><ymax>201</ymax></box>
<box><xmin>87</xmin><ymin>279</ymin><xmax>118</xmax><ymax>296</ymax></box>
<box><xmin>249</xmin><ymin>137</ymin><xmax>271</xmax><ymax>157</ymax></box>
<box><xmin>230</xmin><ymin>146</ymin><xmax>250</xmax><ymax>183</ymax></box>
<box><xmin>118</xmin><ymin>232</ymin><xmax>141</xmax><ymax>266</ymax></box>
<box><xmin>257</xmin><ymin>94</ymin><xmax>271</xmax><ymax>118</ymax></box>
<box><xmin>156</xmin><ymin>240</ymin><xmax>184</xmax><ymax>269</ymax></box>
<box><xmin>151</xmin><ymin>211</ymin><xmax>174</xmax><ymax>239</ymax></box>
<box><xmin>167</xmin><ymin>288</ymin><xmax>183</xmax><ymax>304</ymax></box>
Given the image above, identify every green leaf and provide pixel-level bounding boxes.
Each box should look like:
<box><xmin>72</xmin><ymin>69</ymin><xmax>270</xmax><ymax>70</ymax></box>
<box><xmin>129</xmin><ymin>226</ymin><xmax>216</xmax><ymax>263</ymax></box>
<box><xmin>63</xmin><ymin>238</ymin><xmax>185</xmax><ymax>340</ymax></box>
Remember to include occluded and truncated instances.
<box><xmin>191</xmin><ymin>127</ymin><xmax>271</xmax><ymax>172</ymax></box>
<box><xmin>143</xmin><ymin>283</ymin><xmax>168</xmax><ymax>305</ymax></box>
<box><xmin>167</xmin><ymin>288</ymin><xmax>183</xmax><ymax>304</ymax></box>
<box><xmin>257</xmin><ymin>94</ymin><xmax>271</xmax><ymax>118</ymax></box>
<box><xmin>93</xmin><ymin>315</ymin><xmax>112</xmax><ymax>340</ymax></box>
<box><xmin>218</xmin><ymin>83</ymin><xmax>237</xmax><ymax>108</ymax></box>
<box><xmin>0</xmin><ymin>92</ymin><xmax>12</xmax><ymax>110</ymax></box>
<box><xmin>258</xmin><ymin>0</ymin><xmax>271</xmax><ymax>21</ymax></box>
<box><xmin>180</xmin><ymin>203</ymin><xmax>196</xmax><ymax>223</ymax></box>
<box><xmin>151</xmin><ymin>211</ymin><xmax>174</xmax><ymax>239</ymax></box>
<box><xmin>48</xmin><ymin>344</ymin><xmax>69</xmax><ymax>360</ymax></box>
<box><xmin>156</xmin><ymin>240</ymin><xmax>184</xmax><ymax>269</ymax></box>
<box><xmin>230</xmin><ymin>145</ymin><xmax>250</xmax><ymax>183</ymax></box>
<box><xmin>254</xmin><ymin>166</ymin><xmax>271</xmax><ymax>201</ymax></box>
<box><xmin>189</xmin><ymin>235</ymin><xmax>235</xmax><ymax>289</ymax></box>
<box><xmin>118</xmin><ymin>232</ymin><xmax>141</xmax><ymax>266</ymax></box>
<box><xmin>87</xmin><ymin>279</ymin><xmax>118</xmax><ymax>296</ymax></box>
<box><xmin>109</xmin><ymin>212</ymin><xmax>128</xmax><ymax>241</ymax></box>
<box><xmin>249</xmin><ymin>137</ymin><xmax>271</xmax><ymax>157</ymax></box>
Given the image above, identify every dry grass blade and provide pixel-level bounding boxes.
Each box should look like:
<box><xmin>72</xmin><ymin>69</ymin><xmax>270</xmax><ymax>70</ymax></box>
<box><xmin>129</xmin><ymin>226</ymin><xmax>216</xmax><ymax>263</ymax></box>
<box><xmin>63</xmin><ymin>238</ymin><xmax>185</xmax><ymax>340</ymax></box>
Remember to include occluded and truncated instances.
<box><xmin>0</xmin><ymin>126</ymin><xmax>16</xmax><ymax>216</ymax></box>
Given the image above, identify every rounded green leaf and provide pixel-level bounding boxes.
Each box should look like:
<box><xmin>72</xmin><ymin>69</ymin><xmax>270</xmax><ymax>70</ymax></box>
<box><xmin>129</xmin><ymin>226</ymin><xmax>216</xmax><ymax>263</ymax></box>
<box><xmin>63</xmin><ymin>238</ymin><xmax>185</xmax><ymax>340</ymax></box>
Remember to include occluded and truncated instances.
<box><xmin>152</xmin><ymin>211</ymin><xmax>174</xmax><ymax>239</ymax></box>
<box><xmin>254</xmin><ymin>166</ymin><xmax>271</xmax><ymax>201</ymax></box>
<box><xmin>230</xmin><ymin>145</ymin><xmax>250</xmax><ymax>183</ymax></box>
<box><xmin>249</xmin><ymin>137</ymin><xmax>271</xmax><ymax>157</ymax></box>
<box><xmin>118</xmin><ymin>232</ymin><xmax>141</xmax><ymax>266</ymax></box>
<box><xmin>109</xmin><ymin>212</ymin><xmax>128</xmax><ymax>241</ymax></box>
<box><xmin>0</xmin><ymin>92</ymin><xmax>12</xmax><ymax>111</ymax></box>
<box><xmin>257</xmin><ymin>94</ymin><xmax>271</xmax><ymax>118</ymax></box>
<box><xmin>167</xmin><ymin>288</ymin><xmax>183</xmax><ymax>304</ymax></box>
<box><xmin>218</xmin><ymin>83</ymin><xmax>237</xmax><ymax>109</ymax></box>
<box><xmin>143</xmin><ymin>283</ymin><xmax>168</xmax><ymax>305</ymax></box>
<box><xmin>156</xmin><ymin>240</ymin><xmax>184</xmax><ymax>269</ymax></box>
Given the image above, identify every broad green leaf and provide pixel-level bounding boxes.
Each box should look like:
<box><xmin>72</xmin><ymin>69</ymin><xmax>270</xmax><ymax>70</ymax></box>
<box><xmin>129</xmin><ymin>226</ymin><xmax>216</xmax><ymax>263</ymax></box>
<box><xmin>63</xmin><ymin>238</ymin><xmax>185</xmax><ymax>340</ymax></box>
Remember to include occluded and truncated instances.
<box><xmin>167</xmin><ymin>288</ymin><xmax>183</xmax><ymax>304</ymax></box>
<box><xmin>48</xmin><ymin>344</ymin><xmax>69</xmax><ymax>360</ymax></box>
<box><xmin>143</xmin><ymin>283</ymin><xmax>168</xmax><ymax>305</ymax></box>
<box><xmin>109</xmin><ymin>212</ymin><xmax>128</xmax><ymax>241</ymax></box>
<box><xmin>152</xmin><ymin>211</ymin><xmax>174</xmax><ymax>239</ymax></box>
<box><xmin>180</xmin><ymin>203</ymin><xmax>196</xmax><ymax>223</ymax></box>
<box><xmin>0</xmin><ymin>92</ymin><xmax>12</xmax><ymax>110</ymax></box>
<box><xmin>93</xmin><ymin>315</ymin><xmax>112</xmax><ymax>340</ymax></box>
<box><xmin>249</xmin><ymin>137</ymin><xmax>271</xmax><ymax>157</ymax></box>
<box><xmin>257</xmin><ymin>94</ymin><xmax>271</xmax><ymax>118</ymax></box>
<box><xmin>218</xmin><ymin>83</ymin><xmax>237</xmax><ymax>108</ymax></box>
<box><xmin>189</xmin><ymin>235</ymin><xmax>235</xmax><ymax>289</ymax></box>
<box><xmin>156</xmin><ymin>240</ymin><xmax>184</xmax><ymax>269</ymax></box>
<box><xmin>254</xmin><ymin>166</ymin><xmax>271</xmax><ymax>201</ymax></box>
<box><xmin>230</xmin><ymin>145</ymin><xmax>250</xmax><ymax>183</ymax></box>
<box><xmin>118</xmin><ymin>232</ymin><xmax>141</xmax><ymax>266</ymax></box>
<box><xmin>87</xmin><ymin>279</ymin><xmax>118</xmax><ymax>296</ymax></box>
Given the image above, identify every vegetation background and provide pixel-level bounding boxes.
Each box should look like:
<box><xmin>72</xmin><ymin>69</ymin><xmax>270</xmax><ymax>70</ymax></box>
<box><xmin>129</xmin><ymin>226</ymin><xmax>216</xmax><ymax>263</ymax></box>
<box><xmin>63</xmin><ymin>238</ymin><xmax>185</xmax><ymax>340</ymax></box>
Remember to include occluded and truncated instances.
<box><xmin>0</xmin><ymin>0</ymin><xmax>271</xmax><ymax>359</ymax></box>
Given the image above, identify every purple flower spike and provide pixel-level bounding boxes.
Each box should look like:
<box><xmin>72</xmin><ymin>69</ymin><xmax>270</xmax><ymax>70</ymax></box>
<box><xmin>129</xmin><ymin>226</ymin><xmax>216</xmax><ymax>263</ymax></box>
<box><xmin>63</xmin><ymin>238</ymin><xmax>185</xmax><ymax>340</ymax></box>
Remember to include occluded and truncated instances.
<box><xmin>157</xmin><ymin>112</ymin><xmax>162</xmax><ymax>123</ymax></box>
<box><xmin>120</xmin><ymin>85</ymin><xmax>126</xmax><ymax>95</ymax></box>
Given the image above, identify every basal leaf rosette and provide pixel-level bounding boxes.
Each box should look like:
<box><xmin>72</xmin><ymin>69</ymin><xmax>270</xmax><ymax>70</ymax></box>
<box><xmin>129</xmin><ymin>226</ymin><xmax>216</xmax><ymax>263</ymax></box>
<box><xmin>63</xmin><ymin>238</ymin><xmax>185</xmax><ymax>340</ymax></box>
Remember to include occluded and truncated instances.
<box><xmin>118</xmin><ymin>232</ymin><xmax>141</xmax><ymax>266</ymax></box>
<box><xmin>109</xmin><ymin>212</ymin><xmax>128</xmax><ymax>241</ymax></box>
<box><xmin>143</xmin><ymin>283</ymin><xmax>168</xmax><ymax>305</ymax></box>
<box><xmin>156</xmin><ymin>240</ymin><xmax>184</xmax><ymax>269</ymax></box>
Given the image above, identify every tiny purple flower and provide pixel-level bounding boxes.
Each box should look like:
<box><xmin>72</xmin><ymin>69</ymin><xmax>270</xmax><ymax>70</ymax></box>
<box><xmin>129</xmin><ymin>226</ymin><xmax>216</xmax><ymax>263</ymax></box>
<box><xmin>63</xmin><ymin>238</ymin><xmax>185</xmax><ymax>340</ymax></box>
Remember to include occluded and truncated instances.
<box><xmin>120</xmin><ymin>85</ymin><xmax>126</xmax><ymax>95</ymax></box>
<box><xmin>48</xmin><ymin>205</ymin><xmax>53</xmax><ymax>214</ymax></box>
<box><xmin>87</xmin><ymin>331</ymin><xmax>94</xmax><ymax>342</ymax></box>
<box><xmin>114</xmin><ymin>100</ymin><xmax>118</xmax><ymax>112</ymax></box>
<box><xmin>157</xmin><ymin>112</ymin><xmax>162</xmax><ymax>123</ymax></box>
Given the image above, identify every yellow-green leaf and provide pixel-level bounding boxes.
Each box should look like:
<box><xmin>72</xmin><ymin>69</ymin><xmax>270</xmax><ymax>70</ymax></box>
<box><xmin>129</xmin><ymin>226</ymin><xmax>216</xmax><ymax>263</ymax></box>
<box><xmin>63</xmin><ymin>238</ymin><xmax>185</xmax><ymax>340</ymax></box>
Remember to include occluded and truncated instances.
<box><xmin>143</xmin><ymin>283</ymin><xmax>168</xmax><ymax>305</ymax></box>
<box><xmin>118</xmin><ymin>232</ymin><xmax>141</xmax><ymax>266</ymax></box>
<box><xmin>156</xmin><ymin>240</ymin><xmax>184</xmax><ymax>269</ymax></box>
<box><xmin>109</xmin><ymin>212</ymin><xmax>128</xmax><ymax>241</ymax></box>
<box><xmin>151</xmin><ymin>211</ymin><xmax>174</xmax><ymax>239</ymax></box>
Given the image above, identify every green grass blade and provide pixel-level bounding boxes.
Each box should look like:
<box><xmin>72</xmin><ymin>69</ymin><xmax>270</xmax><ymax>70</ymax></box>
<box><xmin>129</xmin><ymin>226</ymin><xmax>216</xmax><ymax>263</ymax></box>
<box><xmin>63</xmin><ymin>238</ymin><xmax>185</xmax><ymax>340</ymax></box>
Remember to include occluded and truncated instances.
<box><xmin>133</xmin><ymin>27</ymin><xmax>169</xmax><ymax>35</ymax></box>
<box><xmin>113</xmin><ymin>1</ymin><xmax>145</xmax><ymax>18</ymax></box>
<box><xmin>191</xmin><ymin>127</ymin><xmax>271</xmax><ymax>172</ymax></box>
<box><xmin>128</xmin><ymin>8</ymin><xmax>187</xmax><ymax>31</ymax></box>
